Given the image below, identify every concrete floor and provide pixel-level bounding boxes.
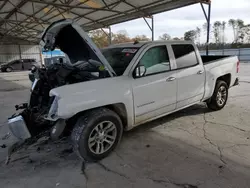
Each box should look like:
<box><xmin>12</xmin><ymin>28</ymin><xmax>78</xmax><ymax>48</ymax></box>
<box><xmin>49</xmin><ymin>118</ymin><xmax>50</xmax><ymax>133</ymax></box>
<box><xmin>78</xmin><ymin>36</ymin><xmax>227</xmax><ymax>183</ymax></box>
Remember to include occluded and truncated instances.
<box><xmin>0</xmin><ymin>64</ymin><xmax>250</xmax><ymax>188</ymax></box>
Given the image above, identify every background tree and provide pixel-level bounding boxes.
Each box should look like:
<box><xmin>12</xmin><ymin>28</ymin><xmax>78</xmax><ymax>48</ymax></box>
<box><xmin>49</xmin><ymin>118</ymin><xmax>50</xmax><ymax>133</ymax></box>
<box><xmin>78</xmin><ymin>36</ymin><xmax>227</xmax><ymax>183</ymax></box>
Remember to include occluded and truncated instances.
<box><xmin>228</xmin><ymin>19</ymin><xmax>245</xmax><ymax>43</ymax></box>
<box><xmin>221</xmin><ymin>21</ymin><xmax>226</xmax><ymax>44</ymax></box>
<box><xmin>184</xmin><ymin>30</ymin><xmax>197</xmax><ymax>41</ymax></box>
<box><xmin>158</xmin><ymin>33</ymin><xmax>171</xmax><ymax>40</ymax></box>
<box><xmin>172</xmin><ymin>37</ymin><xmax>182</xmax><ymax>40</ymax></box>
<box><xmin>196</xmin><ymin>27</ymin><xmax>201</xmax><ymax>44</ymax></box>
<box><xmin>112</xmin><ymin>30</ymin><xmax>132</xmax><ymax>44</ymax></box>
<box><xmin>228</xmin><ymin>19</ymin><xmax>236</xmax><ymax>42</ymax></box>
<box><xmin>132</xmin><ymin>35</ymin><xmax>150</xmax><ymax>41</ymax></box>
<box><xmin>213</xmin><ymin>21</ymin><xmax>222</xmax><ymax>44</ymax></box>
<box><xmin>244</xmin><ymin>24</ymin><xmax>250</xmax><ymax>43</ymax></box>
<box><xmin>88</xmin><ymin>29</ymin><xmax>109</xmax><ymax>48</ymax></box>
<box><xmin>236</xmin><ymin>19</ymin><xmax>245</xmax><ymax>43</ymax></box>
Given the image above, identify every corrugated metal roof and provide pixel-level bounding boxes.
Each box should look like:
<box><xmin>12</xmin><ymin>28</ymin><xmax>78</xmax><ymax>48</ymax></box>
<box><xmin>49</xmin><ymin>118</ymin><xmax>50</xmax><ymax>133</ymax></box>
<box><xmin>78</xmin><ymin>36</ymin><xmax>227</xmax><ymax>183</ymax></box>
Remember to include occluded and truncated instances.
<box><xmin>0</xmin><ymin>0</ymin><xmax>210</xmax><ymax>44</ymax></box>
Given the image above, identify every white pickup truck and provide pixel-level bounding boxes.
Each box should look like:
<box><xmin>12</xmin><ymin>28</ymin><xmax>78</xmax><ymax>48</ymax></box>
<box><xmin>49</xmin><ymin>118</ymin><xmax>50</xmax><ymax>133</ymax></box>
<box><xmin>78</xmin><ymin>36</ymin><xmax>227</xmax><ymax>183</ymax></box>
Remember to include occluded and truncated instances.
<box><xmin>8</xmin><ymin>20</ymin><xmax>239</xmax><ymax>161</ymax></box>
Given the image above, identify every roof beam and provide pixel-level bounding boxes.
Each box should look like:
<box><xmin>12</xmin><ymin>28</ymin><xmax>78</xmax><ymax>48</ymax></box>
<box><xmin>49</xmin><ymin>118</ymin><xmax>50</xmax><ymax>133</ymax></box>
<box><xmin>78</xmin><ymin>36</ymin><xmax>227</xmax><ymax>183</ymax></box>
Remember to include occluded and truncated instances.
<box><xmin>83</xmin><ymin>0</ymin><xmax>200</xmax><ymax>31</ymax></box>
<box><xmin>0</xmin><ymin>0</ymin><xmax>8</xmax><ymax>12</ymax></box>
<box><xmin>123</xmin><ymin>0</ymin><xmax>150</xmax><ymax>17</ymax></box>
<box><xmin>19</xmin><ymin>0</ymin><xmax>117</xmax><ymax>37</ymax></box>
<box><xmin>0</xmin><ymin>0</ymin><xmax>28</xmax><ymax>26</ymax></box>
<box><xmin>17</xmin><ymin>0</ymin><xmax>74</xmax><ymax>40</ymax></box>
<box><xmin>73</xmin><ymin>0</ymin><xmax>129</xmax><ymax>25</ymax></box>
<box><xmin>1</xmin><ymin>0</ymin><xmax>59</xmax><ymax>40</ymax></box>
<box><xmin>27</xmin><ymin>0</ymin><xmax>123</xmax><ymax>14</ymax></box>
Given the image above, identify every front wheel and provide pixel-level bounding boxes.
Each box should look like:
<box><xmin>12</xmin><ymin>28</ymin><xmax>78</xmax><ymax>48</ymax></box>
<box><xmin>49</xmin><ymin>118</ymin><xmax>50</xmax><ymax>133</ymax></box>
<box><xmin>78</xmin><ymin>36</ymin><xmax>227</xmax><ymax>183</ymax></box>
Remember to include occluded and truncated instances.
<box><xmin>6</xmin><ymin>67</ymin><xmax>13</xmax><ymax>72</ymax></box>
<box><xmin>206</xmin><ymin>80</ymin><xmax>228</xmax><ymax>111</ymax></box>
<box><xmin>71</xmin><ymin>108</ymin><xmax>123</xmax><ymax>161</ymax></box>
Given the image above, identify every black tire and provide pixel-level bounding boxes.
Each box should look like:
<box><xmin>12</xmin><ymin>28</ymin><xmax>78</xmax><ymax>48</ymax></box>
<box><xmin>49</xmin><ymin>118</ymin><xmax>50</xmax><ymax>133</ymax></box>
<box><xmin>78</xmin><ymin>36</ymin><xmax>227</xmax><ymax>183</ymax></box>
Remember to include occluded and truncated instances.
<box><xmin>6</xmin><ymin>67</ymin><xmax>13</xmax><ymax>72</ymax></box>
<box><xmin>71</xmin><ymin>108</ymin><xmax>123</xmax><ymax>161</ymax></box>
<box><xmin>206</xmin><ymin>80</ymin><xmax>228</xmax><ymax>111</ymax></box>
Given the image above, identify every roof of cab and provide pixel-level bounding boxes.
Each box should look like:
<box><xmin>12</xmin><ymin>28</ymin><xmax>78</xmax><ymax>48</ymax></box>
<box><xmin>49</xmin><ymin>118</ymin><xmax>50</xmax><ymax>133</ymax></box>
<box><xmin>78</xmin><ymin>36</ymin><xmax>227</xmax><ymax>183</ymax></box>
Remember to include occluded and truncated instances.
<box><xmin>106</xmin><ymin>40</ymin><xmax>194</xmax><ymax>49</ymax></box>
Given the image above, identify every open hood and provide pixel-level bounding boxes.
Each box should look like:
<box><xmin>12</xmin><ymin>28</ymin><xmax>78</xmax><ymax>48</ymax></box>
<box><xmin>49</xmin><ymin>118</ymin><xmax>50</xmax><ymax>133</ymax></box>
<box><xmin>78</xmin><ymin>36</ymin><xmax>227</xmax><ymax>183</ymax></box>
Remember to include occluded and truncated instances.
<box><xmin>40</xmin><ymin>19</ymin><xmax>116</xmax><ymax>76</ymax></box>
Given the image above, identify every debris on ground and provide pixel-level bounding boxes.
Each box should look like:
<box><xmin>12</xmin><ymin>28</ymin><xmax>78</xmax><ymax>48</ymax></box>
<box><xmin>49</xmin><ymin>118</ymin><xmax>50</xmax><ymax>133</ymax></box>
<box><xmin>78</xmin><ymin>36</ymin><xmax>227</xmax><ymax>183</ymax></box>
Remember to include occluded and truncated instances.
<box><xmin>1</xmin><ymin>144</ymin><xmax>6</xmax><ymax>148</ymax></box>
<box><xmin>11</xmin><ymin>155</ymin><xmax>29</xmax><ymax>163</ymax></box>
<box><xmin>218</xmin><ymin>165</ymin><xmax>224</xmax><ymax>169</ymax></box>
<box><xmin>60</xmin><ymin>147</ymin><xmax>73</xmax><ymax>155</ymax></box>
<box><xmin>81</xmin><ymin>161</ymin><xmax>86</xmax><ymax>174</ymax></box>
<box><xmin>2</xmin><ymin>132</ymin><xmax>10</xmax><ymax>140</ymax></box>
<box><xmin>56</xmin><ymin>183</ymin><xmax>60</xmax><ymax>186</ymax></box>
<box><xmin>36</xmin><ymin>147</ymin><xmax>41</xmax><ymax>152</ymax></box>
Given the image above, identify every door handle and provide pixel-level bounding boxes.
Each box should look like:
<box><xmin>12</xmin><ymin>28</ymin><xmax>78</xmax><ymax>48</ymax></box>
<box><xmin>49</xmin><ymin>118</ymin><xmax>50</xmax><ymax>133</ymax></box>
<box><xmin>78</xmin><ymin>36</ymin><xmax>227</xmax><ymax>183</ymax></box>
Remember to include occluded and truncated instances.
<box><xmin>197</xmin><ymin>70</ymin><xmax>204</xmax><ymax>74</ymax></box>
<box><xmin>166</xmin><ymin>77</ymin><xmax>176</xmax><ymax>82</ymax></box>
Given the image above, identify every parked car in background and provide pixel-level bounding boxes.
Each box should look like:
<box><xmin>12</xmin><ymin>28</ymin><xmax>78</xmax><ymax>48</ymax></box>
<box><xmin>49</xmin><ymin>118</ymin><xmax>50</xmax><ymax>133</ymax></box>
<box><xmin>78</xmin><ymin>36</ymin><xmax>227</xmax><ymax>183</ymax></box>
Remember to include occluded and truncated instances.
<box><xmin>0</xmin><ymin>59</ymin><xmax>40</xmax><ymax>72</ymax></box>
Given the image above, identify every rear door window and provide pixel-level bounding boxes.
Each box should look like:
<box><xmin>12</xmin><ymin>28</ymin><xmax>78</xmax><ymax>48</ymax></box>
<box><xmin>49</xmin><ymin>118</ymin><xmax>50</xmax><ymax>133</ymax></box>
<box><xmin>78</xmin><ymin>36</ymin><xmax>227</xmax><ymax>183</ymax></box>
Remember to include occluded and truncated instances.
<box><xmin>12</xmin><ymin>60</ymin><xmax>21</xmax><ymax>65</ymax></box>
<box><xmin>171</xmin><ymin>44</ymin><xmax>198</xmax><ymax>69</ymax></box>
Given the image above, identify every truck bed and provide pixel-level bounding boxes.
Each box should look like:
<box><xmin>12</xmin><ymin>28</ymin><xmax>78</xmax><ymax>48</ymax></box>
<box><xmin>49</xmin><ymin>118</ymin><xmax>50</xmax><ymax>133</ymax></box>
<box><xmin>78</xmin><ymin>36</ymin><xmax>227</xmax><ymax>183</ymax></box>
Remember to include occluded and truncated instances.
<box><xmin>201</xmin><ymin>55</ymin><xmax>231</xmax><ymax>65</ymax></box>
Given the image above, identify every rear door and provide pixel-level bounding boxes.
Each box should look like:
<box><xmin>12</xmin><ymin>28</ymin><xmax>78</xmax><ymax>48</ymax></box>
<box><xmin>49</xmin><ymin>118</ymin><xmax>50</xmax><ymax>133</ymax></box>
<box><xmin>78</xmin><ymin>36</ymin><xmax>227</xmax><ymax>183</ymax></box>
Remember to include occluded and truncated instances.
<box><xmin>132</xmin><ymin>45</ymin><xmax>177</xmax><ymax>124</ymax></box>
<box><xmin>170</xmin><ymin>44</ymin><xmax>205</xmax><ymax>108</ymax></box>
<box><xmin>23</xmin><ymin>59</ymin><xmax>32</xmax><ymax>70</ymax></box>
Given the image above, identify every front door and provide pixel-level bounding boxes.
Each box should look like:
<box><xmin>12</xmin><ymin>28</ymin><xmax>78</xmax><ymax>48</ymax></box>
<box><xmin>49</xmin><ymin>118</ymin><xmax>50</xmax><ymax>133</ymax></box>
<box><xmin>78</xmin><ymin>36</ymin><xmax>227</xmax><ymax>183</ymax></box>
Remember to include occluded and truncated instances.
<box><xmin>132</xmin><ymin>45</ymin><xmax>177</xmax><ymax>125</ymax></box>
<box><xmin>11</xmin><ymin>60</ymin><xmax>22</xmax><ymax>70</ymax></box>
<box><xmin>23</xmin><ymin>59</ymin><xmax>31</xmax><ymax>70</ymax></box>
<box><xmin>171</xmin><ymin>44</ymin><xmax>205</xmax><ymax>108</ymax></box>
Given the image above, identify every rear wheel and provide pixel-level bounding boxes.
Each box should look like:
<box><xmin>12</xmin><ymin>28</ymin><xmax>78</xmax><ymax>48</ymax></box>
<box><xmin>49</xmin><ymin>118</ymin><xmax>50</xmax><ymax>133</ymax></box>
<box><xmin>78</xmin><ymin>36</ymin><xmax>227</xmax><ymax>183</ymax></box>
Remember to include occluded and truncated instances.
<box><xmin>206</xmin><ymin>80</ymin><xmax>228</xmax><ymax>111</ymax></box>
<box><xmin>71</xmin><ymin>108</ymin><xmax>123</xmax><ymax>161</ymax></box>
<box><xmin>6</xmin><ymin>67</ymin><xmax>13</xmax><ymax>72</ymax></box>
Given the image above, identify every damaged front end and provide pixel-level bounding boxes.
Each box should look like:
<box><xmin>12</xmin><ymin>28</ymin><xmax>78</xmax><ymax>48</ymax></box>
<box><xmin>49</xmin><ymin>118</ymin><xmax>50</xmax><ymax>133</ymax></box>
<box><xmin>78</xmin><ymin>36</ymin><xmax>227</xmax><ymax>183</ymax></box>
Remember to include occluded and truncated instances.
<box><xmin>8</xmin><ymin>19</ymin><xmax>116</xmax><ymax>141</ymax></box>
<box><xmin>8</xmin><ymin>77</ymin><xmax>57</xmax><ymax>140</ymax></box>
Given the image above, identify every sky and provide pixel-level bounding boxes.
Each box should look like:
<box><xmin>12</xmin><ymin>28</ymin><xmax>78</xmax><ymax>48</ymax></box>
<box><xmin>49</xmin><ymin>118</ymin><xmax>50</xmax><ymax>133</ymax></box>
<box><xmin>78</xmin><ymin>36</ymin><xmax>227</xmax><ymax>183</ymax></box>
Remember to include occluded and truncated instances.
<box><xmin>110</xmin><ymin>0</ymin><xmax>250</xmax><ymax>43</ymax></box>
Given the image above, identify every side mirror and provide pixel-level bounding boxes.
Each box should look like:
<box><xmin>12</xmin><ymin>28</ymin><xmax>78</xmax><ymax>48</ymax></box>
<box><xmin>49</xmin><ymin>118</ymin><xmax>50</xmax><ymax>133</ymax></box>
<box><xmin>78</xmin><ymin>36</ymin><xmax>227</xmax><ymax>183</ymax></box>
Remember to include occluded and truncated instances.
<box><xmin>134</xmin><ymin>65</ymin><xmax>146</xmax><ymax>78</ymax></box>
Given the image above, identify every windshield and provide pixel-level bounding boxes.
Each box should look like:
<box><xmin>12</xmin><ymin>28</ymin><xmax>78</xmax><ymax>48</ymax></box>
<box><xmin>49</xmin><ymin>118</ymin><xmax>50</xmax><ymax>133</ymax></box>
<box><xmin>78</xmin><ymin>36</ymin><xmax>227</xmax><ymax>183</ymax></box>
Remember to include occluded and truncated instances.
<box><xmin>102</xmin><ymin>47</ymin><xmax>139</xmax><ymax>76</ymax></box>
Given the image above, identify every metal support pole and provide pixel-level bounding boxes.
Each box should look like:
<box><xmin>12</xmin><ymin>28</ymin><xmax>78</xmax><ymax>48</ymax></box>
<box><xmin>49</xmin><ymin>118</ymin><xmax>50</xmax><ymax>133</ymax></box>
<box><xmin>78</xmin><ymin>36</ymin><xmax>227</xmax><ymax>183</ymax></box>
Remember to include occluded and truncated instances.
<box><xmin>143</xmin><ymin>16</ymin><xmax>154</xmax><ymax>41</ymax></box>
<box><xmin>152</xmin><ymin>16</ymin><xmax>154</xmax><ymax>41</ymax></box>
<box><xmin>18</xmin><ymin>45</ymin><xmax>22</xmax><ymax>60</ymax></box>
<box><xmin>109</xmin><ymin>26</ymin><xmax>112</xmax><ymax>45</ymax></box>
<box><xmin>18</xmin><ymin>44</ymin><xmax>24</xmax><ymax>70</ymax></box>
<box><xmin>206</xmin><ymin>2</ymin><xmax>211</xmax><ymax>55</ymax></box>
<box><xmin>101</xmin><ymin>28</ymin><xmax>112</xmax><ymax>45</ymax></box>
<box><xmin>39</xmin><ymin>47</ymin><xmax>43</xmax><ymax>66</ymax></box>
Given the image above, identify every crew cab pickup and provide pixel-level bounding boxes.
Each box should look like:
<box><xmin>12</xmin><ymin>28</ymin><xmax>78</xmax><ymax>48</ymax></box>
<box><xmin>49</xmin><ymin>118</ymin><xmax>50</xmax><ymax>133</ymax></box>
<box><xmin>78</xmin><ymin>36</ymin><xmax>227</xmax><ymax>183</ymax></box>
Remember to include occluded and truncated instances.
<box><xmin>8</xmin><ymin>20</ymin><xmax>239</xmax><ymax>161</ymax></box>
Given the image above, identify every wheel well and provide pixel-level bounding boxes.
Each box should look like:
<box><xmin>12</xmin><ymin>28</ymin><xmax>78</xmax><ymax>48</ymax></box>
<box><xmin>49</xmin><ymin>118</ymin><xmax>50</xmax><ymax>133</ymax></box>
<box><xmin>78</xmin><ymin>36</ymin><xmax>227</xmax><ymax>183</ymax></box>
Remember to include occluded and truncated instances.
<box><xmin>66</xmin><ymin>103</ymin><xmax>128</xmax><ymax>130</ymax></box>
<box><xmin>217</xmin><ymin>74</ymin><xmax>231</xmax><ymax>87</ymax></box>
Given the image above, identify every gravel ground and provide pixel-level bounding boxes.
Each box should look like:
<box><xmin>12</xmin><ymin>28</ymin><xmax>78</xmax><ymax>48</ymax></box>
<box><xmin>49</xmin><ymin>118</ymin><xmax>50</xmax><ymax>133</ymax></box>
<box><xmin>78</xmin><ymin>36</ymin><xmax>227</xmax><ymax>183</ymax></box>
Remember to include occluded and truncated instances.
<box><xmin>0</xmin><ymin>64</ymin><xmax>250</xmax><ymax>188</ymax></box>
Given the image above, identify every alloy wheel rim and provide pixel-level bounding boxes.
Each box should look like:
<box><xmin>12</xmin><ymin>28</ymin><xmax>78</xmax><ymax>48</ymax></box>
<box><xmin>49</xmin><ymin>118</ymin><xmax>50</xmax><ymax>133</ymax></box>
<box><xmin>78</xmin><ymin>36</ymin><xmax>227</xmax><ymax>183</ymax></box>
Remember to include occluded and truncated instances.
<box><xmin>88</xmin><ymin>121</ymin><xmax>117</xmax><ymax>155</ymax></box>
<box><xmin>216</xmin><ymin>86</ymin><xmax>227</xmax><ymax>106</ymax></box>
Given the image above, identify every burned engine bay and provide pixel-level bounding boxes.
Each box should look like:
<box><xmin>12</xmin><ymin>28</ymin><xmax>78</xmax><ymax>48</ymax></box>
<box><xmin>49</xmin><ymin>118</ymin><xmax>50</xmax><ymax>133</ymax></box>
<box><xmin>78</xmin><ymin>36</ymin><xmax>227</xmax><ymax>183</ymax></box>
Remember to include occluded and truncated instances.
<box><xmin>14</xmin><ymin>24</ymin><xmax>111</xmax><ymax>138</ymax></box>
<box><xmin>24</xmin><ymin>61</ymin><xmax>107</xmax><ymax>136</ymax></box>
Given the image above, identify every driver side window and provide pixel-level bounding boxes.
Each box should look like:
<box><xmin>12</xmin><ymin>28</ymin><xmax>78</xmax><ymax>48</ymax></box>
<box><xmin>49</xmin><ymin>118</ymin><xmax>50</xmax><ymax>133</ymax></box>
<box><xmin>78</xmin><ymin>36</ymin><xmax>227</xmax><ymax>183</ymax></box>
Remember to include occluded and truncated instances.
<box><xmin>138</xmin><ymin>45</ymin><xmax>170</xmax><ymax>77</ymax></box>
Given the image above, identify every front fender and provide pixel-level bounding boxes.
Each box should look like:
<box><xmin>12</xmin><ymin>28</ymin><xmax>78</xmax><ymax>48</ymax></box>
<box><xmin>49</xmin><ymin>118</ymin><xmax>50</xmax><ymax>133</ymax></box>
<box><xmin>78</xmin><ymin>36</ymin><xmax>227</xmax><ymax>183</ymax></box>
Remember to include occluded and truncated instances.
<box><xmin>49</xmin><ymin>77</ymin><xmax>134</xmax><ymax>127</ymax></box>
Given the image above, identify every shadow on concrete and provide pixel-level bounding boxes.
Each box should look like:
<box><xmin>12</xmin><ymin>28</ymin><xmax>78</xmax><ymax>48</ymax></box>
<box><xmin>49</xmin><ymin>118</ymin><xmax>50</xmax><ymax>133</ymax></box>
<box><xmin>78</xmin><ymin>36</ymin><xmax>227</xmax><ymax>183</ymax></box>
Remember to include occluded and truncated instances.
<box><xmin>1</xmin><ymin>103</ymin><xmax>250</xmax><ymax>188</ymax></box>
<box><xmin>129</xmin><ymin>103</ymin><xmax>210</xmax><ymax>134</ymax></box>
<box><xmin>0</xmin><ymin>75</ymin><xmax>29</xmax><ymax>92</ymax></box>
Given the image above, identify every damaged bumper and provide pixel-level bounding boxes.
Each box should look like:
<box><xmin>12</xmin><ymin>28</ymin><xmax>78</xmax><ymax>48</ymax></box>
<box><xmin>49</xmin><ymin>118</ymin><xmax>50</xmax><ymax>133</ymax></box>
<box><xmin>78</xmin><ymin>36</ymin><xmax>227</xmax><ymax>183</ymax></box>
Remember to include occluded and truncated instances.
<box><xmin>8</xmin><ymin>115</ymin><xmax>31</xmax><ymax>140</ymax></box>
